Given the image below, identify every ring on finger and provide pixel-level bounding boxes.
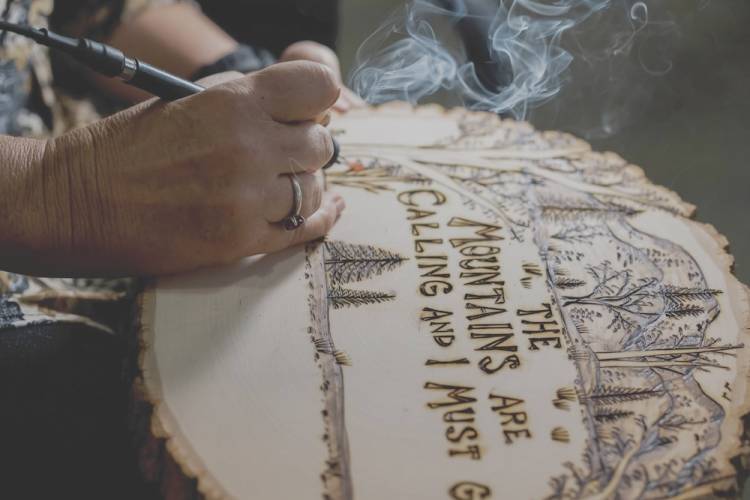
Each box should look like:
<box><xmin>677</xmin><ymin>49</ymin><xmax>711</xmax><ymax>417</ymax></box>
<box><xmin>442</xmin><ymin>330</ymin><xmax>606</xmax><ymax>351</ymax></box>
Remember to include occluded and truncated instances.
<box><xmin>282</xmin><ymin>175</ymin><xmax>305</xmax><ymax>231</ymax></box>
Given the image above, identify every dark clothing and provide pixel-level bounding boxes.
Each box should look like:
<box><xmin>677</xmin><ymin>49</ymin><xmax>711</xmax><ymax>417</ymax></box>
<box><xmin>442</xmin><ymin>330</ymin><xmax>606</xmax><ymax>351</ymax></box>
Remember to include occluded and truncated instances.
<box><xmin>197</xmin><ymin>0</ymin><xmax>338</xmax><ymax>56</ymax></box>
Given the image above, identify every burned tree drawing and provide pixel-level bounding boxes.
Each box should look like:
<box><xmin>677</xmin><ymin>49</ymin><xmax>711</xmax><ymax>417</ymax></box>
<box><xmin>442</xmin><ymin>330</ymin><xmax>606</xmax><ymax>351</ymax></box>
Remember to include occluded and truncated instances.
<box><xmin>324</xmin><ymin>241</ymin><xmax>407</xmax><ymax>286</ymax></box>
<box><xmin>323</xmin><ymin>240</ymin><xmax>406</xmax><ymax>310</ymax></box>
<box><xmin>560</xmin><ymin>262</ymin><xmax>723</xmax><ymax>334</ymax></box>
<box><xmin>327</xmin><ymin>288</ymin><xmax>396</xmax><ymax>310</ymax></box>
<box><xmin>540</xmin><ymin>199</ymin><xmax>642</xmax><ymax>223</ymax></box>
<box><xmin>560</xmin><ymin>262</ymin><xmax>662</xmax><ymax>334</ymax></box>
<box><xmin>581</xmin><ymin>385</ymin><xmax>664</xmax><ymax>406</ymax></box>
<box><xmin>554</xmin><ymin>276</ymin><xmax>587</xmax><ymax>289</ymax></box>
<box><xmin>592</xmin><ymin>409</ymin><xmax>634</xmax><ymax>423</ymax></box>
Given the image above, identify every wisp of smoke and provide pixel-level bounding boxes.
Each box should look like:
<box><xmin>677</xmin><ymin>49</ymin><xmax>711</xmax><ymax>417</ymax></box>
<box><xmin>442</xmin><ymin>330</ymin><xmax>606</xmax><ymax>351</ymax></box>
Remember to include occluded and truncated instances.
<box><xmin>350</xmin><ymin>0</ymin><xmax>673</xmax><ymax>135</ymax></box>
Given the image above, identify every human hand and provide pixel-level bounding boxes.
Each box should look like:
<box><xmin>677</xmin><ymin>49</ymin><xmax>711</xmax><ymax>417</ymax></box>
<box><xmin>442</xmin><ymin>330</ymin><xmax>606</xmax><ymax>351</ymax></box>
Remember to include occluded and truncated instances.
<box><xmin>280</xmin><ymin>41</ymin><xmax>366</xmax><ymax>112</ymax></box>
<box><xmin>14</xmin><ymin>61</ymin><xmax>345</xmax><ymax>277</ymax></box>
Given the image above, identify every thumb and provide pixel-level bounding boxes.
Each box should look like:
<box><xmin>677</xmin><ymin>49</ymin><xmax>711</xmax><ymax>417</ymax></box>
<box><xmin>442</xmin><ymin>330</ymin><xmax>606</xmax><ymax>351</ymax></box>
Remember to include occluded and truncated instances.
<box><xmin>195</xmin><ymin>70</ymin><xmax>244</xmax><ymax>88</ymax></box>
<box><xmin>250</xmin><ymin>61</ymin><xmax>340</xmax><ymax>123</ymax></box>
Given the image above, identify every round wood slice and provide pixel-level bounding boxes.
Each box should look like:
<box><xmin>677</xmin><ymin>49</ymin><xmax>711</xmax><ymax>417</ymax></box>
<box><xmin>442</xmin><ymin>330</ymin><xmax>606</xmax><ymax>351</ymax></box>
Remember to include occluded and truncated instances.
<box><xmin>134</xmin><ymin>104</ymin><xmax>750</xmax><ymax>500</ymax></box>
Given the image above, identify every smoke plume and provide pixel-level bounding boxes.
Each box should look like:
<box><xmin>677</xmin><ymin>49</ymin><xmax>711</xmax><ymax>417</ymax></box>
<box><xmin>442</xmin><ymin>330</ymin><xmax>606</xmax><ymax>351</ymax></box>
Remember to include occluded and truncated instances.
<box><xmin>350</xmin><ymin>0</ymin><xmax>681</xmax><ymax>138</ymax></box>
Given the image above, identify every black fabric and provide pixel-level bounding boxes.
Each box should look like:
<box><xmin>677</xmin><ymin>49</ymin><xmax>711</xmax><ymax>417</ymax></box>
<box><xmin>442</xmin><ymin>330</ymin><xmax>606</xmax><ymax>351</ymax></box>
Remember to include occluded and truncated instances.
<box><xmin>197</xmin><ymin>0</ymin><xmax>339</xmax><ymax>56</ymax></box>
<box><xmin>191</xmin><ymin>43</ymin><xmax>276</xmax><ymax>80</ymax></box>
<box><xmin>48</xmin><ymin>0</ymin><xmax>127</xmax><ymax>40</ymax></box>
<box><xmin>0</xmin><ymin>321</ymin><xmax>157</xmax><ymax>500</ymax></box>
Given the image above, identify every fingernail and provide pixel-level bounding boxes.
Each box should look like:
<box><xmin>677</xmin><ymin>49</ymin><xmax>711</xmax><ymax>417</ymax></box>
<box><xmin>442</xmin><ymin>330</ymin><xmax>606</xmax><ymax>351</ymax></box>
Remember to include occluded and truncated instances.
<box><xmin>334</xmin><ymin>195</ymin><xmax>346</xmax><ymax>211</ymax></box>
<box><xmin>323</xmin><ymin>139</ymin><xmax>340</xmax><ymax>170</ymax></box>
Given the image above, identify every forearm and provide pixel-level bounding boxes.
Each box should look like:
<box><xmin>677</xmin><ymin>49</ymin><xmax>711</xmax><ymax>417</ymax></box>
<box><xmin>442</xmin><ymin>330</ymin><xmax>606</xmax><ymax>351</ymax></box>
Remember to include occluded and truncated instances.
<box><xmin>94</xmin><ymin>2</ymin><xmax>239</xmax><ymax>102</ymax></box>
<box><xmin>0</xmin><ymin>120</ymin><xmax>126</xmax><ymax>277</ymax></box>
<box><xmin>0</xmin><ymin>135</ymin><xmax>62</xmax><ymax>274</ymax></box>
<box><xmin>0</xmin><ymin>111</ymin><xmax>145</xmax><ymax>277</ymax></box>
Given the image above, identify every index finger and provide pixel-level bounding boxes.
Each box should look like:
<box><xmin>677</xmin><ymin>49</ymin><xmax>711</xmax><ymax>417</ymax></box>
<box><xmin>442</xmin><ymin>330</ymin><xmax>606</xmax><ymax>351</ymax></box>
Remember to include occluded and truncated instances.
<box><xmin>251</xmin><ymin>61</ymin><xmax>341</xmax><ymax>123</ymax></box>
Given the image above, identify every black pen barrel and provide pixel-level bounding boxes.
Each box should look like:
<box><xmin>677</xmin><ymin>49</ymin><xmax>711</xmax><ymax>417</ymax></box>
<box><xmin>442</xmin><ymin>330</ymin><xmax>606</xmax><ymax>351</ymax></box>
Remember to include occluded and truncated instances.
<box><xmin>128</xmin><ymin>60</ymin><xmax>204</xmax><ymax>100</ymax></box>
<box><xmin>39</xmin><ymin>34</ymin><xmax>204</xmax><ymax>100</ymax></box>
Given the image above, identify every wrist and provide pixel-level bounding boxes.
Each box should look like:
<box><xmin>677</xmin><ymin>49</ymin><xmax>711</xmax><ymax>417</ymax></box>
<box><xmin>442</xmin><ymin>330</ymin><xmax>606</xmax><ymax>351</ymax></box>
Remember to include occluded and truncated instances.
<box><xmin>0</xmin><ymin>136</ymin><xmax>57</xmax><ymax>272</ymax></box>
<box><xmin>41</xmin><ymin>122</ymin><xmax>117</xmax><ymax>260</ymax></box>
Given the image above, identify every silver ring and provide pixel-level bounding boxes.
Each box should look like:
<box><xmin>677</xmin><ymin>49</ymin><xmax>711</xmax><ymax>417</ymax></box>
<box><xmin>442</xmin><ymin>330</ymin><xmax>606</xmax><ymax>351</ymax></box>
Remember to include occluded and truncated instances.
<box><xmin>282</xmin><ymin>175</ymin><xmax>305</xmax><ymax>231</ymax></box>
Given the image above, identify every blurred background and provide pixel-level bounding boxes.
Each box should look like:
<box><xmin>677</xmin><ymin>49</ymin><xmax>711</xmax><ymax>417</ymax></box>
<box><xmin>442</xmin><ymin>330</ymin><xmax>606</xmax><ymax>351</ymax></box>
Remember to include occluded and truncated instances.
<box><xmin>336</xmin><ymin>0</ymin><xmax>749</xmax><ymax>284</ymax></box>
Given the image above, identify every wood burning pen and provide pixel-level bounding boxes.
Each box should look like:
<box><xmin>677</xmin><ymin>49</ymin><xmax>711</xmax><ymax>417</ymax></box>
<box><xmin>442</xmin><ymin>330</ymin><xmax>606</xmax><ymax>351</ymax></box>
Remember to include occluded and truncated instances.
<box><xmin>0</xmin><ymin>21</ymin><xmax>341</xmax><ymax>168</ymax></box>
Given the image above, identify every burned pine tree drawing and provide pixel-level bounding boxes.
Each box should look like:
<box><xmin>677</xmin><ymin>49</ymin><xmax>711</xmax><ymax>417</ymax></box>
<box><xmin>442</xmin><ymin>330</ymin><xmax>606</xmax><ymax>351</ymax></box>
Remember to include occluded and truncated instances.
<box><xmin>560</xmin><ymin>261</ymin><xmax>724</xmax><ymax>334</ymax></box>
<box><xmin>323</xmin><ymin>240</ymin><xmax>406</xmax><ymax>310</ymax></box>
<box><xmin>327</xmin><ymin>288</ymin><xmax>396</xmax><ymax>310</ymax></box>
<box><xmin>324</xmin><ymin>241</ymin><xmax>407</xmax><ymax>286</ymax></box>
